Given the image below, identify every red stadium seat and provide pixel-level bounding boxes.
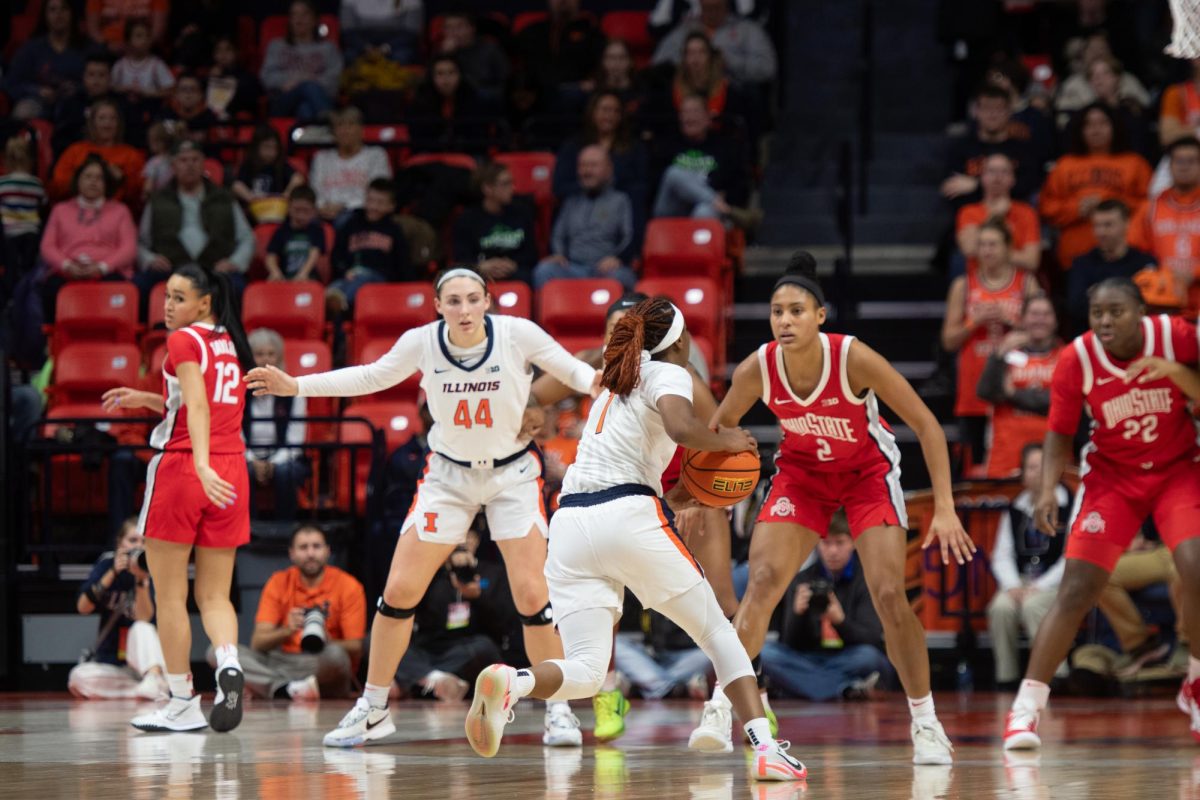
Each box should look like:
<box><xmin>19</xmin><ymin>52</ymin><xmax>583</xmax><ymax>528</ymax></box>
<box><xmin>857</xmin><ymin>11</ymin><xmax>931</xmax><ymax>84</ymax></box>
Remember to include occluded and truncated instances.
<box><xmin>51</xmin><ymin>343</ymin><xmax>140</xmax><ymax>407</ymax></box>
<box><xmin>363</xmin><ymin>124</ymin><xmax>410</xmax><ymax>169</ymax></box>
<box><xmin>490</xmin><ymin>281</ymin><xmax>533</xmax><ymax>318</ymax></box>
<box><xmin>143</xmin><ymin>343</ymin><xmax>168</xmax><ymax>395</ymax></box>
<box><xmin>601</xmin><ymin>11</ymin><xmax>653</xmax><ymax>66</ymax></box>
<box><xmin>403</xmin><ymin>152</ymin><xmax>478</xmax><ymax>172</ymax></box>
<box><xmin>142</xmin><ymin>282</ymin><xmax>169</xmax><ymax>363</ymax></box>
<box><xmin>512</xmin><ymin>11</ymin><xmax>548</xmax><ymax>34</ymax></box>
<box><xmin>351</xmin><ymin>282</ymin><xmax>437</xmax><ymax>363</ymax></box>
<box><xmin>337</xmin><ymin>401</ymin><xmax>422</xmax><ymax>510</ymax></box>
<box><xmin>536</xmin><ymin>279</ymin><xmax>623</xmax><ymax>338</ymax></box>
<box><xmin>283</xmin><ymin>338</ymin><xmax>336</xmax><ymax>442</ymax></box>
<box><xmin>242</xmin><ymin>280</ymin><xmax>327</xmax><ymax>340</ymax></box>
<box><xmin>642</xmin><ymin>219</ymin><xmax>728</xmax><ymax>282</ymax></box>
<box><xmin>50</xmin><ymin>282</ymin><xmax>139</xmax><ymax>357</ymax></box>
<box><xmin>357</xmin><ymin>338</ymin><xmax>422</xmax><ymax>403</ymax></box>
<box><xmin>268</xmin><ymin>117</ymin><xmax>297</xmax><ymax>151</ymax></box>
<box><xmin>492</xmin><ymin>152</ymin><xmax>556</xmax><ymax>253</ymax></box>
<box><xmin>555</xmin><ymin>335</ymin><xmax>603</xmax><ymax>357</ymax></box>
<box><xmin>636</xmin><ymin>275</ymin><xmax>725</xmax><ymax>352</ymax></box>
<box><xmin>204</xmin><ymin>158</ymin><xmax>225</xmax><ymax>185</ymax></box>
<box><xmin>253</xmin><ymin>222</ymin><xmax>281</xmax><ymax>271</ymax></box>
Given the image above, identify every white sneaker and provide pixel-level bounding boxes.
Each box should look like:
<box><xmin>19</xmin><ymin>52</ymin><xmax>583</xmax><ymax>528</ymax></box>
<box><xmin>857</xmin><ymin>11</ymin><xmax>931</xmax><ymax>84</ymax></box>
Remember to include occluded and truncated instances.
<box><xmin>749</xmin><ymin>740</ymin><xmax>808</xmax><ymax>781</ymax></box>
<box><xmin>287</xmin><ymin>675</ymin><xmax>320</xmax><ymax>701</ymax></box>
<box><xmin>131</xmin><ymin>695</ymin><xmax>208</xmax><ymax>732</ymax></box>
<box><xmin>465</xmin><ymin>664</ymin><xmax>519</xmax><ymax>758</ymax></box>
<box><xmin>323</xmin><ymin>698</ymin><xmax>396</xmax><ymax>747</ymax></box>
<box><xmin>688</xmin><ymin>698</ymin><xmax>733</xmax><ymax>753</ymax></box>
<box><xmin>1003</xmin><ymin>708</ymin><xmax>1041</xmax><ymax>751</ymax></box>
<box><xmin>911</xmin><ymin>719</ymin><xmax>954</xmax><ymax>764</ymax></box>
<box><xmin>134</xmin><ymin>672</ymin><xmax>169</xmax><ymax>701</ymax></box>
<box><xmin>543</xmin><ymin>702</ymin><xmax>582</xmax><ymax>747</ymax></box>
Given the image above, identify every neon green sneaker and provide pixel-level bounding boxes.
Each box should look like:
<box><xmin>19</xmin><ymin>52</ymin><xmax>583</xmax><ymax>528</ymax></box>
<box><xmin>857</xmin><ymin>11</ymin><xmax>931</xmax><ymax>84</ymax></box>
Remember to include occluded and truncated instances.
<box><xmin>592</xmin><ymin>689</ymin><xmax>631</xmax><ymax>743</ymax></box>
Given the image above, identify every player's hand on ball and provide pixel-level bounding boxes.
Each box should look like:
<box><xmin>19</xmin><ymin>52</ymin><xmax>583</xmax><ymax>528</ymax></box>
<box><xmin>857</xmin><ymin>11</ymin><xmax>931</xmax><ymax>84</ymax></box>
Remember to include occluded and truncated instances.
<box><xmin>921</xmin><ymin>506</ymin><xmax>975</xmax><ymax>565</ymax></box>
<box><xmin>717</xmin><ymin>425</ymin><xmax>757</xmax><ymax>453</ymax></box>
<box><xmin>197</xmin><ymin>464</ymin><xmax>237</xmax><ymax>508</ymax></box>
<box><xmin>246</xmin><ymin>364</ymin><xmax>299</xmax><ymax>397</ymax></box>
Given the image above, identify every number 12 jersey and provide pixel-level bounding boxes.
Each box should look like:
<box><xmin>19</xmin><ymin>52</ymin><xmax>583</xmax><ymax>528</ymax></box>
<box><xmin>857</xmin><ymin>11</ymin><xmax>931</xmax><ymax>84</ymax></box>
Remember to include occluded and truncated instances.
<box><xmin>151</xmin><ymin>323</ymin><xmax>246</xmax><ymax>453</ymax></box>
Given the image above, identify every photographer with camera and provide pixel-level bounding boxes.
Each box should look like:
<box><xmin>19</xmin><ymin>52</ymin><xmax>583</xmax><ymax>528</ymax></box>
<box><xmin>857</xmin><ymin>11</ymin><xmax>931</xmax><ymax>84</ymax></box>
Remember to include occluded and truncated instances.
<box><xmin>67</xmin><ymin>519</ymin><xmax>169</xmax><ymax>700</ymax></box>
<box><xmin>390</xmin><ymin>526</ymin><xmax>510</xmax><ymax>701</ymax></box>
<box><xmin>209</xmin><ymin>524</ymin><xmax>365</xmax><ymax>700</ymax></box>
<box><xmin>761</xmin><ymin>510</ymin><xmax>894</xmax><ymax>701</ymax></box>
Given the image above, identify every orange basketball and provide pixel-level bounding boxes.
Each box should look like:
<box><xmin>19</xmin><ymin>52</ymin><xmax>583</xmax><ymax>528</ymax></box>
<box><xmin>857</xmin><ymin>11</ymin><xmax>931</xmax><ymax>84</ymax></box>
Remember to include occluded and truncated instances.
<box><xmin>679</xmin><ymin>447</ymin><xmax>761</xmax><ymax>508</ymax></box>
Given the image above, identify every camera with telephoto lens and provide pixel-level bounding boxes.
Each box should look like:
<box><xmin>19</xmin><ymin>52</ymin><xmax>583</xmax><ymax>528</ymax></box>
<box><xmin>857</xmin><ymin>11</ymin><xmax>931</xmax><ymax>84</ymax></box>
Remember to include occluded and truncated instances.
<box><xmin>449</xmin><ymin>547</ymin><xmax>477</xmax><ymax>585</ymax></box>
<box><xmin>126</xmin><ymin>547</ymin><xmax>149</xmax><ymax>573</ymax></box>
<box><xmin>806</xmin><ymin>578</ymin><xmax>833</xmax><ymax>615</ymax></box>
<box><xmin>300</xmin><ymin>603</ymin><xmax>330</xmax><ymax>653</ymax></box>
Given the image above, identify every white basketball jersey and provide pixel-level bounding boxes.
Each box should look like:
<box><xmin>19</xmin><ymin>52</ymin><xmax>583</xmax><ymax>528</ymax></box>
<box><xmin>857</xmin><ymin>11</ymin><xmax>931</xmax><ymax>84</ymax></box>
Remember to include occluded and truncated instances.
<box><xmin>421</xmin><ymin>315</ymin><xmax>532</xmax><ymax>465</ymax></box>
<box><xmin>562</xmin><ymin>360</ymin><xmax>693</xmax><ymax>496</ymax></box>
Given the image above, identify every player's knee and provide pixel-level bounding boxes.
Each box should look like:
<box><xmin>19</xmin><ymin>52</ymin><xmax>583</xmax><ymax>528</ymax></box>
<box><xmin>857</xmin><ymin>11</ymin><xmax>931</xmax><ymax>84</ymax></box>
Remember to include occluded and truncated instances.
<box><xmin>510</xmin><ymin>580</ymin><xmax>549</xmax><ymax>618</ymax></box>
<box><xmin>870</xmin><ymin>582</ymin><xmax>908</xmax><ymax>625</ymax></box>
<box><xmin>381</xmin><ymin>577</ymin><xmax>425</xmax><ymax>611</ymax></box>
<box><xmin>747</xmin><ymin>561</ymin><xmax>790</xmax><ymax>597</ymax></box>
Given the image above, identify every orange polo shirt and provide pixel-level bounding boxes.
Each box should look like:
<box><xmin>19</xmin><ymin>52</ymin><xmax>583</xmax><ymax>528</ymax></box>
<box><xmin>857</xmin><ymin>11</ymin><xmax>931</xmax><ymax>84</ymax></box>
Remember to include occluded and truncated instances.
<box><xmin>256</xmin><ymin>565</ymin><xmax>367</xmax><ymax>655</ymax></box>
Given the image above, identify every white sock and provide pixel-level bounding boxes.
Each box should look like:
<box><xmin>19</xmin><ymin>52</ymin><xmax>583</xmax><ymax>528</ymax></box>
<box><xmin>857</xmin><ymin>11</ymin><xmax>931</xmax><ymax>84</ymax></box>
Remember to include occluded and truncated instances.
<box><xmin>600</xmin><ymin>670</ymin><xmax>619</xmax><ymax>692</ymax></box>
<box><xmin>908</xmin><ymin>693</ymin><xmax>937</xmax><ymax>722</ymax></box>
<box><xmin>1189</xmin><ymin>657</ymin><xmax>1200</xmax><ymax>683</ymax></box>
<box><xmin>711</xmin><ymin>683</ymin><xmax>730</xmax><ymax>707</ymax></box>
<box><xmin>167</xmin><ymin>672</ymin><xmax>193</xmax><ymax>699</ymax></box>
<box><xmin>363</xmin><ymin>682</ymin><xmax>389</xmax><ymax>709</ymax></box>
<box><xmin>213</xmin><ymin>643</ymin><xmax>241</xmax><ymax>672</ymax></box>
<box><xmin>514</xmin><ymin>668</ymin><xmax>536</xmax><ymax>699</ymax></box>
<box><xmin>1013</xmin><ymin>679</ymin><xmax>1050</xmax><ymax>713</ymax></box>
<box><xmin>744</xmin><ymin>717</ymin><xmax>773</xmax><ymax>748</ymax></box>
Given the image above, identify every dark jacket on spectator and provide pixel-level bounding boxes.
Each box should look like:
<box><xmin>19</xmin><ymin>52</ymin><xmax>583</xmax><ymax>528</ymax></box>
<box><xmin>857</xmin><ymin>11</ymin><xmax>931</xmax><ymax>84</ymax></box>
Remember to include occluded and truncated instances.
<box><xmin>654</xmin><ymin>128</ymin><xmax>750</xmax><ymax>207</ymax></box>
<box><xmin>332</xmin><ymin>209</ymin><xmax>411</xmax><ymax>281</ymax></box>
<box><xmin>411</xmin><ymin>559</ymin><xmax>511</xmax><ymax>651</ymax></box>
<box><xmin>945</xmin><ymin>130</ymin><xmax>1040</xmax><ymax>204</ymax></box>
<box><xmin>145</xmin><ymin>180</ymin><xmax>239</xmax><ymax>270</ymax></box>
<box><xmin>1066</xmin><ymin>246</ymin><xmax>1156</xmax><ymax>335</ymax></box>
<box><xmin>4</xmin><ymin>36</ymin><xmax>86</xmax><ymax>106</ymax></box>
<box><xmin>452</xmin><ymin>201</ymin><xmax>538</xmax><ymax>271</ymax></box>
<box><xmin>781</xmin><ymin>554</ymin><xmax>883</xmax><ymax>652</ymax></box>
<box><xmin>515</xmin><ymin>16</ymin><xmax>605</xmax><ymax>87</ymax></box>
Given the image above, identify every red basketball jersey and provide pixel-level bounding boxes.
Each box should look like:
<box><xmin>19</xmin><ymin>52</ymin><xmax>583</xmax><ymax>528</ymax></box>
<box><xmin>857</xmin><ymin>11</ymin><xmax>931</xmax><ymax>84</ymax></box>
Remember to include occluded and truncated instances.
<box><xmin>151</xmin><ymin>324</ymin><xmax>246</xmax><ymax>454</ymax></box>
<box><xmin>1048</xmin><ymin>315</ymin><xmax>1200</xmax><ymax>471</ymax></box>
<box><xmin>986</xmin><ymin>346</ymin><xmax>1062</xmax><ymax>478</ymax></box>
<box><xmin>759</xmin><ymin>334</ymin><xmax>898</xmax><ymax>473</ymax></box>
<box><xmin>955</xmin><ymin>267</ymin><xmax>1026</xmax><ymax>417</ymax></box>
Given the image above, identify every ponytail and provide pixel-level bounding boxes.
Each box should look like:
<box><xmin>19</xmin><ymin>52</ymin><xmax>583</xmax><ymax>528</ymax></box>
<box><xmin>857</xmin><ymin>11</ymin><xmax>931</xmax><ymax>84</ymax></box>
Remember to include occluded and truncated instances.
<box><xmin>174</xmin><ymin>265</ymin><xmax>256</xmax><ymax>372</ymax></box>
<box><xmin>601</xmin><ymin>297</ymin><xmax>676</xmax><ymax>397</ymax></box>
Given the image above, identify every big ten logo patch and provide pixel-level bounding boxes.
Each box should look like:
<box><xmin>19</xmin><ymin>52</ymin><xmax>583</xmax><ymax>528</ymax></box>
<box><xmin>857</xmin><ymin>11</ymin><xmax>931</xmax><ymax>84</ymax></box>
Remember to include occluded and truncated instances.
<box><xmin>712</xmin><ymin>477</ymin><xmax>755</xmax><ymax>494</ymax></box>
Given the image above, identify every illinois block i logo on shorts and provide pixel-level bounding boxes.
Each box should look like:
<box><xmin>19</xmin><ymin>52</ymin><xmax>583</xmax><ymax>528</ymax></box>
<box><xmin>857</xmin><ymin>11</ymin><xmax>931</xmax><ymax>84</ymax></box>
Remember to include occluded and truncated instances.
<box><xmin>769</xmin><ymin>496</ymin><xmax>796</xmax><ymax>518</ymax></box>
<box><xmin>1080</xmin><ymin>511</ymin><xmax>1106</xmax><ymax>534</ymax></box>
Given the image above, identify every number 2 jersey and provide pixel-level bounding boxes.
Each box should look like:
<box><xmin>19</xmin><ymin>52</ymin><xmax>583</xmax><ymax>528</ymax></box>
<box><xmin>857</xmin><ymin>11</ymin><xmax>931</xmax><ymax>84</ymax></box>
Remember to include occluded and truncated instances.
<box><xmin>760</xmin><ymin>333</ymin><xmax>899</xmax><ymax>474</ymax></box>
<box><xmin>151</xmin><ymin>323</ymin><xmax>246</xmax><ymax>453</ymax></box>
<box><xmin>1047</xmin><ymin>314</ymin><xmax>1200</xmax><ymax>471</ymax></box>
<box><xmin>294</xmin><ymin>315</ymin><xmax>595</xmax><ymax>464</ymax></box>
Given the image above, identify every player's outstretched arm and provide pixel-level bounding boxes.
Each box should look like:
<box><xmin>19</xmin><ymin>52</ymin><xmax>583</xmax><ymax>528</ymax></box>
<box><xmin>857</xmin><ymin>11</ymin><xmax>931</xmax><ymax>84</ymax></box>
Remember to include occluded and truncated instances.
<box><xmin>848</xmin><ymin>339</ymin><xmax>976</xmax><ymax>565</ymax></box>
<box><xmin>1126</xmin><ymin>357</ymin><xmax>1200</xmax><ymax>402</ymax></box>
<box><xmin>710</xmin><ymin>352</ymin><xmax>763</xmax><ymax>429</ymax></box>
<box><xmin>659</xmin><ymin>394</ymin><xmax>756</xmax><ymax>453</ymax></box>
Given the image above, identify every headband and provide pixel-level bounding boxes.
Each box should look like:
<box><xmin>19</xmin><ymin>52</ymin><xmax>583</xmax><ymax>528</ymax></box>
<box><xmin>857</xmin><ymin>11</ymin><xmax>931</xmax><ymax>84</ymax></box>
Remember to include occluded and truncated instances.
<box><xmin>773</xmin><ymin>274</ymin><xmax>826</xmax><ymax>307</ymax></box>
<box><xmin>436</xmin><ymin>268</ymin><xmax>488</xmax><ymax>292</ymax></box>
<box><xmin>648</xmin><ymin>304</ymin><xmax>685</xmax><ymax>355</ymax></box>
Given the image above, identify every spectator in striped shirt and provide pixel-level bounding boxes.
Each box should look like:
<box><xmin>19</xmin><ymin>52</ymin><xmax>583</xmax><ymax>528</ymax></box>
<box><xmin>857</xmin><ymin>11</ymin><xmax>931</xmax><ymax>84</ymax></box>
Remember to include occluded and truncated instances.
<box><xmin>0</xmin><ymin>138</ymin><xmax>47</xmax><ymax>285</ymax></box>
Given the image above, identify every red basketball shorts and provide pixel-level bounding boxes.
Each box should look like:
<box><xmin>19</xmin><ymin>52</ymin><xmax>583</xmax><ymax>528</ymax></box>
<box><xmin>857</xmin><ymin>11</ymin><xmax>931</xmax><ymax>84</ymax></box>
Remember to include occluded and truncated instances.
<box><xmin>138</xmin><ymin>451</ymin><xmax>251</xmax><ymax>549</ymax></box>
<box><xmin>1066</xmin><ymin>453</ymin><xmax>1200</xmax><ymax>572</ymax></box>
<box><xmin>756</xmin><ymin>456</ymin><xmax>908</xmax><ymax>537</ymax></box>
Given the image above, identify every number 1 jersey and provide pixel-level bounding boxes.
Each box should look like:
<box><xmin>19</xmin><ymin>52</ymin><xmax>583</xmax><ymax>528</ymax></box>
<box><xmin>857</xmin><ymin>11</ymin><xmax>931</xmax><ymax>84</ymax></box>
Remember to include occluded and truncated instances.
<box><xmin>151</xmin><ymin>323</ymin><xmax>246</xmax><ymax>454</ymax></box>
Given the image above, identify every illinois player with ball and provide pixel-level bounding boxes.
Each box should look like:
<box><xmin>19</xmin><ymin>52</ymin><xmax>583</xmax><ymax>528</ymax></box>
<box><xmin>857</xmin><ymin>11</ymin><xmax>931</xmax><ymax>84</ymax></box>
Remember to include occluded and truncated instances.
<box><xmin>689</xmin><ymin>252</ymin><xmax>974</xmax><ymax>765</ymax></box>
<box><xmin>1005</xmin><ymin>277</ymin><xmax>1200</xmax><ymax>749</ymax></box>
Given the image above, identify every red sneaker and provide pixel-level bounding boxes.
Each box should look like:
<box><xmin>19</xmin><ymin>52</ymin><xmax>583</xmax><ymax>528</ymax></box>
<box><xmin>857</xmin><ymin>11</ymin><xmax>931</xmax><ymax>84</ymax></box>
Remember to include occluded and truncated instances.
<box><xmin>1003</xmin><ymin>709</ymin><xmax>1041</xmax><ymax>751</ymax></box>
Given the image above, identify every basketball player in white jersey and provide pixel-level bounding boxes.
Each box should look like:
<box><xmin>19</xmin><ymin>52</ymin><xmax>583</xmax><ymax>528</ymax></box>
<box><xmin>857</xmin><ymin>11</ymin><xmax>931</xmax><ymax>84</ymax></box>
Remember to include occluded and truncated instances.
<box><xmin>464</xmin><ymin>297</ymin><xmax>808</xmax><ymax>782</ymax></box>
<box><xmin>246</xmin><ymin>267</ymin><xmax>600</xmax><ymax>748</ymax></box>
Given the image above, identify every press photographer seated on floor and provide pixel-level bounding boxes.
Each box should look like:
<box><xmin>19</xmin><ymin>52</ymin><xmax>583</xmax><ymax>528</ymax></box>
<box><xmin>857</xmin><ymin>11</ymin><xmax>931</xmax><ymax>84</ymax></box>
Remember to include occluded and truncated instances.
<box><xmin>207</xmin><ymin>525</ymin><xmax>366</xmax><ymax>700</ymax></box>
<box><xmin>67</xmin><ymin>519</ymin><xmax>168</xmax><ymax>700</ymax></box>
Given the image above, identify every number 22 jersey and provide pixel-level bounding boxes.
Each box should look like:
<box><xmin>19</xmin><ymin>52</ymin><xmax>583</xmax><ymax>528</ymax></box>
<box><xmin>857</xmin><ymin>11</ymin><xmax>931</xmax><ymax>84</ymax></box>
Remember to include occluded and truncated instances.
<box><xmin>151</xmin><ymin>323</ymin><xmax>246</xmax><ymax>454</ymax></box>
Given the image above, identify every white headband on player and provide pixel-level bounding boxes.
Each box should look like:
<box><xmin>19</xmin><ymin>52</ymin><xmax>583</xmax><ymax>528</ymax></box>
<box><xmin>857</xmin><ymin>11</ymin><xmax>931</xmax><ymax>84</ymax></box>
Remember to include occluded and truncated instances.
<box><xmin>436</xmin><ymin>267</ymin><xmax>487</xmax><ymax>292</ymax></box>
<box><xmin>647</xmin><ymin>303</ymin><xmax>685</xmax><ymax>355</ymax></box>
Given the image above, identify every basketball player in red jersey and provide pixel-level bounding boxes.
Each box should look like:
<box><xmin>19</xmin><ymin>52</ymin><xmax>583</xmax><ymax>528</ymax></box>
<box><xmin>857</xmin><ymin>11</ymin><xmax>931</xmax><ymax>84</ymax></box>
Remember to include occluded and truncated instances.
<box><xmin>689</xmin><ymin>252</ymin><xmax>974</xmax><ymax>765</ymax></box>
<box><xmin>1005</xmin><ymin>277</ymin><xmax>1200</xmax><ymax>749</ymax></box>
<box><xmin>101</xmin><ymin>265</ymin><xmax>255</xmax><ymax>734</ymax></box>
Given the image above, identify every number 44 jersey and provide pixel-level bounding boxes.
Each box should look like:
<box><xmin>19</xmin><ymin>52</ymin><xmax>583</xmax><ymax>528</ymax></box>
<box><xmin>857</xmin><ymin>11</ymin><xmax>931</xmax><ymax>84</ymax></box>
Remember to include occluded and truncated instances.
<box><xmin>1048</xmin><ymin>314</ymin><xmax>1200</xmax><ymax>472</ymax></box>
<box><xmin>152</xmin><ymin>323</ymin><xmax>246</xmax><ymax>453</ymax></box>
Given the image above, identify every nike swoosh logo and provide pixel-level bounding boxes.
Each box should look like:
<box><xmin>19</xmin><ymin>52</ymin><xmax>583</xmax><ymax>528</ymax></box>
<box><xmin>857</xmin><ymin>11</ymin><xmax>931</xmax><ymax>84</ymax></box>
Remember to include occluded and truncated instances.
<box><xmin>1096</xmin><ymin>377</ymin><xmax>1115</xmax><ymax>385</ymax></box>
<box><xmin>518</xmin><ymin>464</ymin><xmax>530</xmax><ymax>473</ymax></box>
<box><xmin>774</xmin><ymin>398</ymin><xmax>794</xmax><ymax>405</ymax></box>
<box><xmin>434</xmin><ymin>368</ymin><xmax>450</xmax><ymax>374</ymax></box>
<box><xmin>366</xmin><ymin>715</ymin><xmax>387</xmax><ymax>730</ymax></box>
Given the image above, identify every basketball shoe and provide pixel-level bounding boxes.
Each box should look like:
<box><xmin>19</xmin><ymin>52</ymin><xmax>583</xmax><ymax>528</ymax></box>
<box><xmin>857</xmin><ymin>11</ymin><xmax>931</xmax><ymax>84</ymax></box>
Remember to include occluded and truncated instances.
<box><xmin>131</xmin><ymin>694</ymin><xmax>207</xmax><ymax>732</ymax></box>
<box><xmin>688</xmin><ymin>696</ymin><xmax>733</xmax><ymax>753</ymax></box>
<box><xmin>209</xmin><ymin>664</ymin><xmax>245</xmax><ymax>732</ymax></box>
<box><xmin>134</xmin><ymin>671</ymin><xmax>169</xmax><ymax>701</ymax></box>
<box><xmin>466</xmin><ymin>664</ymin><xmax>518</xmax><ymax>757</ymax></box>
<box><xmin>1003</xmin><ymin>708</ymin><xmax>1042</xmax><ymax>750</ymax></box>
<box><xmin>1178</xmin><ymin>677</ymin><xmax>1200</xmax><ymax>741</ymax></box>
<box><xmin>911</xmin><ymin>719</ymin><xmax>954</xmax><ymax>764</ymax></box>
<box><xmin>749</xmin><ymin>740</ymin><xmax>808</xmax><ymax>781</ymax></box>
<box><xmin>323</xmin><ymin>698</ymin><xmax>396</xmax><ymax>747</ymax></box>
<box><xmin>543</xmin><ymin>701</ymin><xmax>582</xmax><ymax>746</ymax></box>
<box><xmin>593</xmin><ymin>689</ymin><xmax>631</xmax><ymax>742</ymax></box>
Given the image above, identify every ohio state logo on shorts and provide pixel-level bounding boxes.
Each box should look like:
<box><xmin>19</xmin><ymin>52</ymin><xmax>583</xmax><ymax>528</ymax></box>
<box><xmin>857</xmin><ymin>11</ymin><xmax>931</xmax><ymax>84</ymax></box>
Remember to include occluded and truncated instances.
<box><xmin>1080</xmin><ymin>511</ymin><xmax>1106</xmax><ymax>534</ymax></box>
<box><xmin>769</xmin><ymin>496</ymin><xmax>796</xmax><ymax>517</ymax></box>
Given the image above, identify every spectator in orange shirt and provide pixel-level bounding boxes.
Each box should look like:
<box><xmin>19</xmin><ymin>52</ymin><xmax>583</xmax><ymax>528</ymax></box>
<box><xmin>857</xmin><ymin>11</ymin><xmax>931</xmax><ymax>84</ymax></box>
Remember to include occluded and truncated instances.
<box><xmin>955</xmin><ymin>153</ymin><xmax>1040</xmax><ymax>277</ymax></box>
<box><xmin>49</xmin><ymin>98</ymin><xmax>146</xmax><ymax>205</ymax></box>
<box><xmin>1039</xmin><ymin>102</ymin><xmax>1150</xmax><ymax>270</ymax></box>
<box><xmin>1129</xmin><ymin>137</ymin><xmax>1200</xmax><ymax>316</ymax></box>
<box><xmin>209</xmin><ymin>525</ymin><xmax>366</xmax><ymax>700</ymax></box>
<box><xmin>1157</xmin><ymin>58</ymin><xmax>1200</xmax><ymax>151</ymax></box>
<box><xmin>86</xmin><ymin>0</ymin><xmax>168</xmax><ymax>55</ymax></box>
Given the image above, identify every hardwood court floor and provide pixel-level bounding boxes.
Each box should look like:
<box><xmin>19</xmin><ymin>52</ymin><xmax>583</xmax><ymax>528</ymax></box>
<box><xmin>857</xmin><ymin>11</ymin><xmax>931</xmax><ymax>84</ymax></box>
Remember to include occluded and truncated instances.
<box><xmin>0</xmin><ymin>692</ymin><xmax>1194</xmax><ymax>799</ymax></box>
